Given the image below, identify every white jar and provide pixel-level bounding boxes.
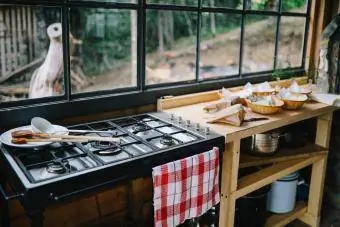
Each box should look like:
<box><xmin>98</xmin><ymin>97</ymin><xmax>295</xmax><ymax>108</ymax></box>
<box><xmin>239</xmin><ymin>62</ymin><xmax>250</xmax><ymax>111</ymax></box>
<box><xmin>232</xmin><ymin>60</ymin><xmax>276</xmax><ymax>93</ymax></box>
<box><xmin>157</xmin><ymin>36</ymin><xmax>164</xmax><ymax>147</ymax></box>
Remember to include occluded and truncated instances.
<box><xmin>267</xmin><ymin>172</ymin><xmax>299</xmax><ymax>213</ymax></box>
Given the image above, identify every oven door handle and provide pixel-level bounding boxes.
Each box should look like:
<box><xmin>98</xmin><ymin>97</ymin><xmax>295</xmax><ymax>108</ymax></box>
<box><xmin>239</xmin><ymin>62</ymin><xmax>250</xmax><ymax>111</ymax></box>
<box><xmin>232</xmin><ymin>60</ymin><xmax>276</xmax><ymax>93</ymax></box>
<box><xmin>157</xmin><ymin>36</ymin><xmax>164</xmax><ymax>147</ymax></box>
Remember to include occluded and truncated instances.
<box><xmin>0</xmin><ymin>183</ymin><xmax>24</xmax><ymax>201</ymax></box>
<box><xmin>50</xmin><ymin>175</ymin><xmax>132</xmax><ymax>201</ymax></box>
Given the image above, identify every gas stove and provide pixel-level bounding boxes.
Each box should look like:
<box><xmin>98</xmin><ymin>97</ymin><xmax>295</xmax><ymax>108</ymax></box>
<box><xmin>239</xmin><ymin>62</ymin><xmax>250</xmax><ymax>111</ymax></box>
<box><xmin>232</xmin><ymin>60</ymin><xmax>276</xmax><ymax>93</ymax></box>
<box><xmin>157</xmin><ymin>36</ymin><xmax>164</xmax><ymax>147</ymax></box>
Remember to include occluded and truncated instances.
<box><xmin>0</xmin><ymin>112</ymin><xmax>224</xmax><ymax>226</ymax></box>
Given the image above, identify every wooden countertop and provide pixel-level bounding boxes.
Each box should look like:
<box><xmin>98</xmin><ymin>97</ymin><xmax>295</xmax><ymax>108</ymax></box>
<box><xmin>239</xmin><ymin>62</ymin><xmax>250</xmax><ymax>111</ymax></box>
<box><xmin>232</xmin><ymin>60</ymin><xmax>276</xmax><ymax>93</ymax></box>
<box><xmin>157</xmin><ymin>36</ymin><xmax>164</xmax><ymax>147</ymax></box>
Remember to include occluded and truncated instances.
<box><xmin>163</xmin><ymin>100</ymin><xmax>337</xmax><ymax>143</ymax></box>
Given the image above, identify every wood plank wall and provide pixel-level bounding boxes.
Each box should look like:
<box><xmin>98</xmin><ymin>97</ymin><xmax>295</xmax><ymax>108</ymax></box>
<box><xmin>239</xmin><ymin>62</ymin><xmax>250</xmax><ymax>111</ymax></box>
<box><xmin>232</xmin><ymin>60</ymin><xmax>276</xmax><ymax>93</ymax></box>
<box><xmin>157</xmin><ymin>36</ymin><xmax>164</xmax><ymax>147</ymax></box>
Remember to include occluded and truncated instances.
<box><xmin>0</xmin><ymin>6</ymin><xmax>38</xmax><ymax>79</ymax></box>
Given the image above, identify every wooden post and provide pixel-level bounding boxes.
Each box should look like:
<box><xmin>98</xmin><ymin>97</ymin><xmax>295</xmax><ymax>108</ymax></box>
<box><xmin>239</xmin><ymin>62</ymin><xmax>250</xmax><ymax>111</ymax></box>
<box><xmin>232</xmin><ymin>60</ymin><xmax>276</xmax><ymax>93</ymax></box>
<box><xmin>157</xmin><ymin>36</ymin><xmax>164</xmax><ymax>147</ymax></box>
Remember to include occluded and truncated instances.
<box><xmin>299</xmin><ymin>113</ymin><xmax>333</xmax><ymax>227</ymax></box>
<box><xmin>0</xmin><ymin>9</ymin><xmax>6</xmax><ymax>77</ymax></box>
<box><xmin>307</xmin><ymin>0</ymin><xmax>326</xmax><ymax>71</ymax></box>
<box><xmin>11</xmin><ymin>7</ymin><xmax>18</xmax><ymax>69</ymax></box>
<box><xmin>5</xmin><ymin>9</ymin><xmax>11</xmax><ymax>73</ymax></box>
<box><xmin>27</xmin><ymin>6</ymin><xmax>33</xmax><ymax>63</ymax></box>
<box><xmin>219</xmin><ymin>140</ymin><xmax>240</xmax><ymax>227</ymax></box>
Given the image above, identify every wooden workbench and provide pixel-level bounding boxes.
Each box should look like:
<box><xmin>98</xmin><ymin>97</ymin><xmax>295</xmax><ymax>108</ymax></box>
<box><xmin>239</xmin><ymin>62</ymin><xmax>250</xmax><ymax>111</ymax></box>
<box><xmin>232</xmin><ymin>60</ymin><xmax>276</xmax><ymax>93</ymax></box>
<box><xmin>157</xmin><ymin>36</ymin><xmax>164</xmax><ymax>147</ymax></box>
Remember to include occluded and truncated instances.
<box><xmin>157</xmin><ymin>89</ymin><xmax>337</xmax><ymax>227</ymax></box>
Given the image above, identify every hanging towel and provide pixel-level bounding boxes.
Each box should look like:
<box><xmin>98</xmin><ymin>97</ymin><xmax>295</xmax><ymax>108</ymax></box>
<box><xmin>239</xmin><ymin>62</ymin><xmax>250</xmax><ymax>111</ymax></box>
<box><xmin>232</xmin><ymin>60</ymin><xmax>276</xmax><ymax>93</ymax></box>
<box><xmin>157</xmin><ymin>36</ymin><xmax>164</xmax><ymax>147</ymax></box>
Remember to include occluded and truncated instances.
<box><xmin>152</xmin><ymin>147</ymin><xmax>220</xmax><ymax>227</ymax></box>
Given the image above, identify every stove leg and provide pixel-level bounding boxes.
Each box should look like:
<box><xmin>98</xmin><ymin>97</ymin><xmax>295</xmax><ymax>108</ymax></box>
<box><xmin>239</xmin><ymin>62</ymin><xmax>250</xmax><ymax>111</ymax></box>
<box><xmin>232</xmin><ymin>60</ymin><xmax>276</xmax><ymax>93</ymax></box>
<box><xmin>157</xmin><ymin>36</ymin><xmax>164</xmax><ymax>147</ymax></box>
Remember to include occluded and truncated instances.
<box><xmin>0</xmin><ymin>199</ymin><xmax>10</xmax><ymax>227</ymax></box>
<box><xmin>27</xmin><ymin>210</ymin><xmax>44</xmax><ymax>227</ymax></box>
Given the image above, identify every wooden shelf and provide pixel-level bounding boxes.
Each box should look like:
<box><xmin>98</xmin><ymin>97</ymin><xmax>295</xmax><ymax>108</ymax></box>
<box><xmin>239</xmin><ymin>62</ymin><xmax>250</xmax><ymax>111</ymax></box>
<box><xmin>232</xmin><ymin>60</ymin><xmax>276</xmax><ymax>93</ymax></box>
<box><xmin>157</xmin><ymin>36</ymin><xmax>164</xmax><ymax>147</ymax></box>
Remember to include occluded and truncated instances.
<box><xmin>234</xmin><ymin>155</ymin><xmax>324</xmax><ymax>199</ymax></box>
<box><xmin>265</xmin><ymin>202</ymin><xmax>307</xmax><ymax>227</ymax></box>
<box><xmin>157</xmin><ymin>79</ymin><xmax>336</xmax><ymax>227</ymax></box>
<box><xmin>239</xmin><ymin>143</ymin><xmax>328</xmax><ymax>169</ymax></box>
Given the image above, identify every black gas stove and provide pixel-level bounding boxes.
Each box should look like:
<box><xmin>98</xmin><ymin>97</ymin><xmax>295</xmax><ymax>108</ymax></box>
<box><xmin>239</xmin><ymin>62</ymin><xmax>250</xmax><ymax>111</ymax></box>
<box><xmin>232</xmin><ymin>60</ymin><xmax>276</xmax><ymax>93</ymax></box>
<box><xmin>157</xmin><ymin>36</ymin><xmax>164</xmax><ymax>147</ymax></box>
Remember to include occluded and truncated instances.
<box><xmin>0</xmin><ymin>112</ymin><xmax>224</xmax><ymax>227</ymax></box>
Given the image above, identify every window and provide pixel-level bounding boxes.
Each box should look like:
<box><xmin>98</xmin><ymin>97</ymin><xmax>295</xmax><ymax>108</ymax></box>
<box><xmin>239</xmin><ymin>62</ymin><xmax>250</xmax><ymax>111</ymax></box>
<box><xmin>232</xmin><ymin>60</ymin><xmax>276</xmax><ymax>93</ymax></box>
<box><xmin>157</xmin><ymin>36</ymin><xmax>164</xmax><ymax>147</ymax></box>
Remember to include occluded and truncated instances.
<box><xmin>0</xmin><ymin>0</ymin><xmax>310</xmax><ymax>126</ymax></box>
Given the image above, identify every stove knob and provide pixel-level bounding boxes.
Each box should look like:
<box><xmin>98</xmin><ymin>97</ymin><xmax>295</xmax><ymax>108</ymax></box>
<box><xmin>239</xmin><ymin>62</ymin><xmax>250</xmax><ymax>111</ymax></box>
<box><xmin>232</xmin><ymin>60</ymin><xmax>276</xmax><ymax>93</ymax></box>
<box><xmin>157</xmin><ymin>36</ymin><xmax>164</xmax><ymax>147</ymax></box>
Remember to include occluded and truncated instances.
<box><xmin>186</xmin><ymin>120</ymin><xmax>191</xmax><ymax>127</ymax></box>
<box><xmin>170</xmin><ymin>113</ymin><xmax>175</xmax><ymax>121</ymax></box>
<box><xmin>178</xmin><ymin>116</ymin><xmax>183</xmax><ymax>124</ymax></box>
<box><xmin>205</xmin><ymin>127</ymin><xmax>210</xmax><ymax>135</ymax></box>
<box><xmin>195</xmin><ymin>123</ymin><xmax>200</xmax><ymax>131</ymax></box>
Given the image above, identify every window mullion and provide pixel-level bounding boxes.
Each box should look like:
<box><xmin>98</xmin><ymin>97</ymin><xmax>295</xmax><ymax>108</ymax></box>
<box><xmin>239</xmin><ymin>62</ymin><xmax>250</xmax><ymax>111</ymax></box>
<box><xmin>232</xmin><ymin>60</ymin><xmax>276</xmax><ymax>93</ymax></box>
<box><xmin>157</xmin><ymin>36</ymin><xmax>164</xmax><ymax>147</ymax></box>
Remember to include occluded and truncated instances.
<box><xmin>238</xmin><ymin>0</ymin><xmax>246</xmax><ymax>78</ymax></box>
<box><xmin>62</xmin><ymin>6</ymin><xmax>71</xmax><ymax>101</ymax></box>
<box><xmin>138</xmin><ymin>0</ymin><xmax>145</xmax><ymax>91</ymax></box>
<box><xmin>274</xmin><ymin>0</ymin><xmax>282</xmax><ymax>69</ymax></box>
<box><xmin>196</xmin><ymin>0</ymin><xmax>202</xmax><ymax>83</ymax></box>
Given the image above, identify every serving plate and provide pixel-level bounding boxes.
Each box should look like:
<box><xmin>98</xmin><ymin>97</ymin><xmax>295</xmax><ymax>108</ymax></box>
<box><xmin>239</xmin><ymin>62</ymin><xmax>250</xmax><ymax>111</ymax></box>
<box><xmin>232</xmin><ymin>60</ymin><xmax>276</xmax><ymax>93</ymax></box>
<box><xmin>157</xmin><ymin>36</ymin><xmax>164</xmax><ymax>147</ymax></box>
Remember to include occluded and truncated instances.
<box><xmin>0</xmin><ymin>125</ymin><xmax>67</xmax><ymax>148</ymax></box>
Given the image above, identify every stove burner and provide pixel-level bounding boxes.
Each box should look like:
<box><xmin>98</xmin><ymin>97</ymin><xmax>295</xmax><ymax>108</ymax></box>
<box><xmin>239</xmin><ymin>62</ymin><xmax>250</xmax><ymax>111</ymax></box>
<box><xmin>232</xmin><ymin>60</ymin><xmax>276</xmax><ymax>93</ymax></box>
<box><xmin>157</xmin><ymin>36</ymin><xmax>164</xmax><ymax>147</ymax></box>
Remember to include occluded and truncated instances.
<box><xmin>93</xmin><ymin>148</ymin><xmax>122</xmax><ymax>156</ymax></box>
<box><xmin>46</xmin><ymin>162</ymin><xmax>66</xmax><ymax>174</ymax></box>
<box><xmin>91</xmin><ymin>141</ymin><xmax>119</xmax><ymax>150</ymax></box>
<box><xmin>132</xmin><ymin>124</ymin><xmax>148</xmax><ymax>133</ymax></box>
<box><xmin>160</xmin><ymin>136</ymin><xmax>176</xmax><ymax>146</ymax></box>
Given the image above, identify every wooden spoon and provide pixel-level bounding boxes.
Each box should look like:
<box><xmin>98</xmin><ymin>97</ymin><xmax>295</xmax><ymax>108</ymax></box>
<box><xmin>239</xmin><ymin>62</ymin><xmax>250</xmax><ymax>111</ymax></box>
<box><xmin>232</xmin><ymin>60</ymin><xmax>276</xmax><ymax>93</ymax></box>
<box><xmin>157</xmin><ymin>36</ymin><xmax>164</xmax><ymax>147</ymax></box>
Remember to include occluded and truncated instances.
<box><xmin>11</xmin><ymin>138</ymin><xmax>89</xmax><ymax>144</ymax></box>
<box><xmin>12</xmin><ymin>130</ymin><xmax>120</xmax><ymax>143</ymax></box>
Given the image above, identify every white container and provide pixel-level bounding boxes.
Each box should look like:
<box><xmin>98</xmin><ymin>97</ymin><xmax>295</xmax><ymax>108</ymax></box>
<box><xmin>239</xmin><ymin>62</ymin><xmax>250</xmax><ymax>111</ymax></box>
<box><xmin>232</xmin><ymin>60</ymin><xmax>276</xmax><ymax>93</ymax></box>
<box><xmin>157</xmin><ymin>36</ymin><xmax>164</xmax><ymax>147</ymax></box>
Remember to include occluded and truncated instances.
<box><xmin>267</xmin><ymin>172</ymin><xmax>299</xmax><ymax>213</ymax></box>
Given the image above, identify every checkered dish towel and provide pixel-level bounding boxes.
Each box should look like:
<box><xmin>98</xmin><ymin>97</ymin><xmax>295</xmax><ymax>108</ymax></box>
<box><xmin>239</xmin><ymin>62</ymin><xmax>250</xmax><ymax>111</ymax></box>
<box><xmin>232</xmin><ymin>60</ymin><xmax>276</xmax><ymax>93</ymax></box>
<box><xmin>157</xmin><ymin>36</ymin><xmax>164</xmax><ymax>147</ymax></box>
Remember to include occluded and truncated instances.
<box><xmin>152</xmin><ymin>147</ymin><xmax>220</xmax><ymax>227</ymax></box>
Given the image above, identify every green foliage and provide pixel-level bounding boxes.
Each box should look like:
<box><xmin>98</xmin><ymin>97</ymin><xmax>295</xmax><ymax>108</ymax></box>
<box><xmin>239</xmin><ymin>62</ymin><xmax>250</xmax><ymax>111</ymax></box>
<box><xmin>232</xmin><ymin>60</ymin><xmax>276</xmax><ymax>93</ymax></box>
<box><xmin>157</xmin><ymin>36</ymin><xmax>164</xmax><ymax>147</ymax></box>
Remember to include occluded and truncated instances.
<box><xmin>282</xmin><ymin>0</ymin><xmax>306</xmax><ymax>11</ymax></box>
<box><xmin>69</xmin><ymin>0</ymin><xmax>306</xmax><ymax>76</ymax></box>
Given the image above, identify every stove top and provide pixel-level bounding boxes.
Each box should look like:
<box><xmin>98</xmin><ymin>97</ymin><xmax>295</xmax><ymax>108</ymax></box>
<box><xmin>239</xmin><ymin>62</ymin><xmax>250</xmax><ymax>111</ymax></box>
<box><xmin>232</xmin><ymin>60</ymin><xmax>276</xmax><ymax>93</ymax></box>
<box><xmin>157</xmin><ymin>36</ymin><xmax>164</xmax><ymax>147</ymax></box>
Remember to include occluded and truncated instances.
<box><xmin>1</xmin><ymin>113</ymin><xmax>217</xmax><ymax>184</ymax></box>
<box><xmin>0</xmin><ymin>112</ymin><xmax>224</xmax><ymax>210</ymax></box>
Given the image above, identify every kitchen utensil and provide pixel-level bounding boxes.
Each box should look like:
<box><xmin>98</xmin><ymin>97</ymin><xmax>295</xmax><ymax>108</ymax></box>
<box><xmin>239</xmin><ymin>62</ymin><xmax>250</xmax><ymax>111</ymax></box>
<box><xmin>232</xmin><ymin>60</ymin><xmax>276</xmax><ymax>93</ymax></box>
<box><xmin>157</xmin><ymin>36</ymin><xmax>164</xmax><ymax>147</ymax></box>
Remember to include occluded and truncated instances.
<box><xmin>246</xmin><ymin>96</ymin><xmax>284</xmax><ymax>115</ymax></box>
<box><xmin>235</xmin><ymin>186</ymin><xmax>270</xmax><ymax>227</ymax></box>
<box><xmin>252</xmin><ymin>90</ymin><xmax>276</xmax><ymax>97</ymax></box>
<box><xmin>267</xmin><ymin>172</ymin><xmax>299</xmax><ymax>213</ymax></box>
<box><xmin>241</xmin><ymin>131</ymin><xmax>282</xmax><ymax>155</ymax></box>
<box><xmin>11</xmin><ymin>130</ymin><xmax>120</xmax><ymax>143</ymax></box>
<box><xmin>243</xmin><ymin>117</ymin><xmax>269</xmax><ymax>122</ymax></box>
<box><xmin>281</xmin><ymin>126</ymin><xmax>309</xmax><ymax>148</ymax></box>
<box><xmin>281</xmin><ymin>94</ymin><xmax>308</xmax><ymax>110</ymax></box>
<box><xmin>31</xmin><ymin>117</ymin><xmax>116</xmax><ymax>134</ymax></box>
<box><xmin>11</xmin><ymin>138</ymin><xmax>88</xmax><ymax>144</ymax></box>
<box><xmin>0</xmin><ymin>126</ymin><xmax>56</xmax><ymax>148</ymax></box>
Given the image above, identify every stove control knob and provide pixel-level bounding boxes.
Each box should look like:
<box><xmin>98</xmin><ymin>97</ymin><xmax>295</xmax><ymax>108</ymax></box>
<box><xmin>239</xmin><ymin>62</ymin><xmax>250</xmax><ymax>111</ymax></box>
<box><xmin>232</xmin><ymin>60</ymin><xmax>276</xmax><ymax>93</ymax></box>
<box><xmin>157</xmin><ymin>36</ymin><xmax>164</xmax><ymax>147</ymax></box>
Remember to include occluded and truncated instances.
<box><xmin>178</xmin><ymin>116</ymin><xmax>183</xmax><ymax>124</ymax></box>
<box><xmin>186</xmin><ymin>120</ymin><xmax>191</xmax><ymax>127</ymax></box>
<box><xmin>195</xmin><ymin>123</ymin><xmax>200</xmax><ymax>131</ymax></box>
<box><xmin>205</xmin><ymin>127</ymin><xmax>210</xmax><ymax>135</ymax></box>
<box><xmin>170</xmin><ymin>113</ymin><xmax>175</xmax><ymax>121</ymax></box>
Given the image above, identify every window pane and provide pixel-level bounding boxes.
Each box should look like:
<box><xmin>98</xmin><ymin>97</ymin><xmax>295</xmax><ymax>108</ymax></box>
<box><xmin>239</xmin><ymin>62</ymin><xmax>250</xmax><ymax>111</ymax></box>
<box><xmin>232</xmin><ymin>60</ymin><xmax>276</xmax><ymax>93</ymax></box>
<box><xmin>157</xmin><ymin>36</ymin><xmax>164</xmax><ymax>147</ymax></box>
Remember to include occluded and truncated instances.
<box><xmin>282</xmin><ymin>0</ymin><xmax>307</xmax><ymax>13</ymax></box>
<box><xmin>147</xmin><ymin>0</ymin><xmax>198</xmax><ymax>7</ymax></box>
<box><xmin>243</xmin><ymin>15</ymin><xmax>277</xmax><ymax>73</ymax></box>
<box><xmin>0</xmin><ymin>6</ymin><xmax>63</xmax><ymax>102</ymax></box>
<box><xmin>69</xmin><ymin>0</ymin><xmax>137</xmax><ymax>3</ymax></box>
<box><xmin>277</xmin><ymin>17</ymin><xmax>305</xmax><ymax>69</ymax></box>
<box><xmin>200</xmin><ymin>13</ymin><xmax>241</xmax><ymax>79</ymax></box>
<box><xmin>246</xmin><ymin>0</ymin><xmax>279</xmax><ymax>11</ymax></box>
<box><xmin>69</xmin><ymin>8</ymin><xmax>137</xmax><ymax>93</ymax></box>
<box><xmin>202</xmin><ymin>0</ymin><xmax>243</xmax><ymax>8</ymax></box>
<box><xmin>146</xmin><ymin>10</ymin><xmax>197</xmax><ymax>85</ymax></box>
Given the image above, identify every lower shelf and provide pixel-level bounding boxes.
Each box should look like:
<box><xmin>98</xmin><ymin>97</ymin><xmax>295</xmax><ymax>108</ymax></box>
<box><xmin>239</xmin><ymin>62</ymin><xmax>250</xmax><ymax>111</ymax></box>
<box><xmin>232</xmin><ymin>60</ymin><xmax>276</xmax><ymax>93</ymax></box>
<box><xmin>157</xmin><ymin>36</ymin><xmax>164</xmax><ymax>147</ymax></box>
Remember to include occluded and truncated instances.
<box><xmin>240</xmin><ymin>143</ymin><xmax>327</xmax><ymax>169</ymax></box>
<box><xmin>235</xmin><ymin>154</ymin><xmax>324</xmax><ymax>198</ymax></box>
<box><xmin>265</xmin><ymin>202</ymin><xmax>307</xmax><ymax>227</ymax></box>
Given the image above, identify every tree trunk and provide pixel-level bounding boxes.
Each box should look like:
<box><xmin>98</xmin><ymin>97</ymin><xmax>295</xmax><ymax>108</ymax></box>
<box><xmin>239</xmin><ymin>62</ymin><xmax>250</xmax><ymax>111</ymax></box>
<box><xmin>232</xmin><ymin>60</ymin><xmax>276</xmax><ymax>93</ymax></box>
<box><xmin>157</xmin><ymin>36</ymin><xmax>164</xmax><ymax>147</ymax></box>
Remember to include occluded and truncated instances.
<box><xmin>164</xmin><ymin>11</ymin><xmax>174</xmax><ymax>48</ymax></box>
<box><xmin>168</xmin><ymin>11</ymin><xmax>174</xmax><ymax>48</ymax></box>
<box><xmin>157</xmin><ymin>11</ymin><xmax>164</xmax><ymax>55</ymax></box>
<box><xmin>131</xmin><ymin>9</ymin><xmax>137</xmax><ymax>86</ymax></box>
<box><xmin>209</xmin><ymin>0</ymin><xmax>216</xmax><ymax>36</ymax></box>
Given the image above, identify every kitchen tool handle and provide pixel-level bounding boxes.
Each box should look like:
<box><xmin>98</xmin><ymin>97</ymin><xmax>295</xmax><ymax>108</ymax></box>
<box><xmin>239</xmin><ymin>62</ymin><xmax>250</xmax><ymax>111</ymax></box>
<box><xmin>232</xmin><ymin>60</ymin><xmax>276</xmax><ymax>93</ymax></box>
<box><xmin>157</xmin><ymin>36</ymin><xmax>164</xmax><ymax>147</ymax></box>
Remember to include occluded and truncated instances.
<box><xmin>270</xmin><ymin>133</ymin><xmax>286</xmax><ymax>139</ymax></box>
<box><xmin>0</xmin><ymin>183</ymin><xmax>24</xmax><ymax>201</ymax></box>
<box><xmin>50</xmin><ymin>175</ymin><xmax>131</xmax><ymax>201</ymax></box>
<box><xmin>66</xmin><ymin>129</ymin><xmax>114</xmax><ymax>134</ymax></box>
<box><xmin>53</xmin><ymin>135</ymin><xmax>120</xmax><ymax>142</ymax></box>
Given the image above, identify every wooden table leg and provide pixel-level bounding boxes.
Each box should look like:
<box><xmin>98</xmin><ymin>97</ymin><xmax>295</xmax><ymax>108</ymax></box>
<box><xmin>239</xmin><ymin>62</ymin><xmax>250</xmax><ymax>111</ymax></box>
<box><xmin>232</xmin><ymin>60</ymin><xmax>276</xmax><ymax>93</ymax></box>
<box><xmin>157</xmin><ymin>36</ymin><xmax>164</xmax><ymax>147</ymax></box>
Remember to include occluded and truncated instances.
<box><xmin>219</xmin><ymin>140</ymin><xmax>240</xmax><ymax>227</ymax></box>
<box><xmin>300</xmin><ymin>113</ymin><xmax>332</xmax><ymax>227</ymax></box>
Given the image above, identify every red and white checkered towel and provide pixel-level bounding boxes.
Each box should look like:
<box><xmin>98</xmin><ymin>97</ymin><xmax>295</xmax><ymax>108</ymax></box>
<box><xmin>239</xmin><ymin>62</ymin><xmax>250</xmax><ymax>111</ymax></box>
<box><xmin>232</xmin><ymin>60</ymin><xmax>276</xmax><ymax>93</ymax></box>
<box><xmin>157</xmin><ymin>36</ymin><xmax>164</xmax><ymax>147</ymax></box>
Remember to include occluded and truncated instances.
<box><xmin>152</xmin><ymin>147</ymin><xmax>220</xmax><ymax>227</ymax></box>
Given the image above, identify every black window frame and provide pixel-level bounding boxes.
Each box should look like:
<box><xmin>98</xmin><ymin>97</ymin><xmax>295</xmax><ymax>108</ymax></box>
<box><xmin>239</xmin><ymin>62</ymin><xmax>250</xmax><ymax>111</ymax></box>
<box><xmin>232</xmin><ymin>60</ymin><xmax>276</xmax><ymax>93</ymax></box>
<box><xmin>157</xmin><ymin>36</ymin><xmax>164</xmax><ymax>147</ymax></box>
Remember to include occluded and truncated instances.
<box><xmin>0</xmin><ymin>0</ymin><xmax>310</xmax><ymax>128</ymax></box>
